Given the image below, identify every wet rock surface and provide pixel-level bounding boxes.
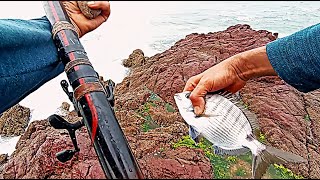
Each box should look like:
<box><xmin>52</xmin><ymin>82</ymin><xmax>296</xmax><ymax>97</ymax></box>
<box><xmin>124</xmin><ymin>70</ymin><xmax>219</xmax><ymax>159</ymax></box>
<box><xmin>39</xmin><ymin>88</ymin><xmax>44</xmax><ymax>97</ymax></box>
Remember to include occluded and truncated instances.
<box><xmin>0</xmin><ymin>104</ymin><xmax>30</xmax><ymax>137</ymax></box>
<box><xmin>1</xmin><ymin>24</ymin><xmax>318</xmax><ymax>178</ymax></box>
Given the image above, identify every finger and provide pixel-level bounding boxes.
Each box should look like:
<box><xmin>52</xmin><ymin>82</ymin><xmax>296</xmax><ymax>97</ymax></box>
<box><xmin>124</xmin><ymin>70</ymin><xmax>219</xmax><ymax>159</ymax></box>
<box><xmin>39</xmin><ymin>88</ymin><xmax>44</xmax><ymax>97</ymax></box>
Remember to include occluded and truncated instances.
<box><xmin>87</xmin><ymin>1</ymin><xmax>110</xmax><ymax>10</ymax></box>
<box><xmin>183</xmin><ymin>74</ymin><xmax>203</xmax><ymax>92</ymax></box>
<box><xmin>89</xmin><ymin>15</ymin><xmax>108</xmax><ymax>28</ymax></box>
<box><xmin>189</xmin><ymin>79</ymin><xmax>209</xmax><ymax>115</ymax></box>
<box><xmin>87</xmin><ymin>1</ymin><xmax>111</xmax><ymax>19</ymax></box>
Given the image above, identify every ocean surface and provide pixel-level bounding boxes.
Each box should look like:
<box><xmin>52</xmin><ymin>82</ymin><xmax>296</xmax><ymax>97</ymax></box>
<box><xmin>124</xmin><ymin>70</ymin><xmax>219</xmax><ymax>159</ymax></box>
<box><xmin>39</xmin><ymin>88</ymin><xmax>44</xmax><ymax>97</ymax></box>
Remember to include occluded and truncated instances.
<box><xmin>0</xmin><ymin>1</ymin><xmax>319</xmax><ymax>155</ymax></box>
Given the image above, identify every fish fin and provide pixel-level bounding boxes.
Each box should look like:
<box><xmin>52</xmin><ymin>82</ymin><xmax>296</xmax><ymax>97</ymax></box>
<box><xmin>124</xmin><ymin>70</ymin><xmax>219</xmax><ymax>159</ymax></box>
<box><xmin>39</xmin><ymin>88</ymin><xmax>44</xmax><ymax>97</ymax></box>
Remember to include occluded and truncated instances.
<box><xmin>207</xmin><ymin>89</ymin><xmax>225</xmax><ymax>95</ymax></box>
<box><xmin>213</xmin><ymin>145</ymin><xmax>250</xmax><ymax>156</ymax></box>
<box><xmin>196</xmin><ymin>114</ymin><xmax>221</xmax><ymax>118</ymax></box>
<box><xmin>228</xmin><ymin>94</ymin><xmax>260</xmax><ymax>133</ymax></box>
<box><xmin>208</xmin><ymin>90</ymin><xmax>238</xmax><ymax>100</ymax></box>
<box><xmin>252</xmin><ymin>146</ymin><xmax>307</xmax><ymax>179</ymax></box>
<box><xmin>208</xmin><ymin>90</ymin><xmax>261</xmax><ymax>134</ymax></box>
<box><xmin>189</xmin><ymin>126</ymin><xmax>201</xmax><ymax>144</ymax></box>
<box><xmin>240</xmin><ymin>107</ymin><xmax>260</xmax><ymax>133</ymax></box>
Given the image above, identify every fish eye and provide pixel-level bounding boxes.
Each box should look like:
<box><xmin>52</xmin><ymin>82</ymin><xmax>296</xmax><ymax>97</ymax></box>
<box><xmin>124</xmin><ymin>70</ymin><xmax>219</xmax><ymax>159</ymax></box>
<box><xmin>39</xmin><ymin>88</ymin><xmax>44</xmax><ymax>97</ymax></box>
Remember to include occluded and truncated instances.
<box><xmin>185</xmin><ymin>93</ymin><xmax>191</xmax><ymax>98</ymax></box>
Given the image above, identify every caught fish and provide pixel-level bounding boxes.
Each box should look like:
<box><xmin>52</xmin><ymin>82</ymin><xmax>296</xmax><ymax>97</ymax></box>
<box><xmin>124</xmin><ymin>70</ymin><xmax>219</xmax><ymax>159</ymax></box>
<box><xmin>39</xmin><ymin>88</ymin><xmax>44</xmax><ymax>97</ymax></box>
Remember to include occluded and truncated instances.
<box><xmin>174</xmin><ymin>91</ymin><xmax>307</xmax><ymax>179</ymax></box>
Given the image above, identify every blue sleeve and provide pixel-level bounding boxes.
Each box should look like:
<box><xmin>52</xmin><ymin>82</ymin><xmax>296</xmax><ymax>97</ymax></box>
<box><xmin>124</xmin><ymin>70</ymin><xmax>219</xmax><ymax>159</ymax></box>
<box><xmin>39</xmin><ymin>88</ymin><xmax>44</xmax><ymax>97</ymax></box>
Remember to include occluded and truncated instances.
<box><xmin>266</xmin><ymin>23</ymin><xmax>320</xmax><ymax>93</ymax></box>
<box><xmin>0</xmin><ymin>16</ymin><xmax>64</xmax><ymax>113</ymax></box>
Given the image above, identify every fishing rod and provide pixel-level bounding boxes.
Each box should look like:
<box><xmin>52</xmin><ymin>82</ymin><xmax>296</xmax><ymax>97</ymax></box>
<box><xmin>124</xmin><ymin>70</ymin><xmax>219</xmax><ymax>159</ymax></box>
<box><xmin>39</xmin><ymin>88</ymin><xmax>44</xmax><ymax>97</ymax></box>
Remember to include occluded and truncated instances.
<box><xmin>42</xmin><ymin>1</ymin><xmax>143</xmax><ymax>179</ymax></box>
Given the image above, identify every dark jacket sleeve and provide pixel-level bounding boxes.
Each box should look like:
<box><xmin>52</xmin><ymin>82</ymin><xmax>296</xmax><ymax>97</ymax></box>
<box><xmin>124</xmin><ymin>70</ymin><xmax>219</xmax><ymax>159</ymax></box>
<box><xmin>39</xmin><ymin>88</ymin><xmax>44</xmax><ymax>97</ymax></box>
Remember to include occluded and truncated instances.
<box><xmin>0</xmin><ymin>16</ymin><xmax>64</xmax><ymax>113</ymax></box>
<box><xmin>266</xmin><ymin>23</ymin><xmax>320</xmax><ymax>93</ymax></box>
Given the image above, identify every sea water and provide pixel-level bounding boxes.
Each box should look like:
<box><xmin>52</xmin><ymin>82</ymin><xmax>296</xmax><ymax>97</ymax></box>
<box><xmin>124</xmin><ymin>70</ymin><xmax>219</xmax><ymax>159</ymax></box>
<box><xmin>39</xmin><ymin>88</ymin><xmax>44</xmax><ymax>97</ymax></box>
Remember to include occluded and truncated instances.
<box><xmin>0</xmin><ymin>1</ymin><xmax>319</xmax><ymax>155</ymax></box>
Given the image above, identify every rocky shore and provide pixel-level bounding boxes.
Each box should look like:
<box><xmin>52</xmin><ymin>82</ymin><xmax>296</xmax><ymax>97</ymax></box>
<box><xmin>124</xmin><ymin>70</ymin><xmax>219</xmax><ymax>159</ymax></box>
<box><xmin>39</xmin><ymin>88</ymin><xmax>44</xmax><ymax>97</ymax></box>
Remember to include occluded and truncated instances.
<box><xmin>0</xmin><ymin>24</ymin><xmax>319</xmax><ymax>179</ymax></box>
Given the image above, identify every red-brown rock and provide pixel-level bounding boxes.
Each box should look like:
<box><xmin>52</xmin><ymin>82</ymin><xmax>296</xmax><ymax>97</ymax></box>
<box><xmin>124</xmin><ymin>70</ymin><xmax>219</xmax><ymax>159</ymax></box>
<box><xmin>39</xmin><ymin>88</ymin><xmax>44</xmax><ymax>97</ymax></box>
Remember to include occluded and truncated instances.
<box><xmin>2</xmin><ymin>24</ymin><xmax>318</xmax><ymax>179</ymax></box>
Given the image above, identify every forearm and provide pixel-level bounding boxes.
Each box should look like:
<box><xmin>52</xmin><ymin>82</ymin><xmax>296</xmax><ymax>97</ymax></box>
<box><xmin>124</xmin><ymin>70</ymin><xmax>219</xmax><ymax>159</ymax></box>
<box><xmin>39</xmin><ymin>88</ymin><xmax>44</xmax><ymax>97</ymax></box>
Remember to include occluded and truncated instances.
<box><xmin>0</xmin><ymin>16</ymin><xmax>63</xmax><ymax>113</ymax></box>
<box><xmin>266</xmin><ymin>23</ymin><xmax>320</xmax><ymax>93</ymax></box>
<box><xmin>228</xmin><ymin>46</ymin><xmax>277</xmax><ymax>82</ymax></box>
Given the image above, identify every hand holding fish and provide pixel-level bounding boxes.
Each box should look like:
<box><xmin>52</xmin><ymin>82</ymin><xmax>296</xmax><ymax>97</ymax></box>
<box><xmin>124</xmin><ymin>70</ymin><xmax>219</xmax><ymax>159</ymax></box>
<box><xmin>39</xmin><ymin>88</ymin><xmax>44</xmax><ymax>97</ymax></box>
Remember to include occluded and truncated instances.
<box><xmin>184</xmin><ymin>46</ymin><xmax>277</xmax><ymax>115</ymax></box>
<box><xmin>179</xmin><ymin>46</ymin><xmax>307</xmax><ymax>179</ymax></box>
<box><xmin>174</xmin><ymin>91</ymin><xmax>307</xmax><ymax>179</ymax></box>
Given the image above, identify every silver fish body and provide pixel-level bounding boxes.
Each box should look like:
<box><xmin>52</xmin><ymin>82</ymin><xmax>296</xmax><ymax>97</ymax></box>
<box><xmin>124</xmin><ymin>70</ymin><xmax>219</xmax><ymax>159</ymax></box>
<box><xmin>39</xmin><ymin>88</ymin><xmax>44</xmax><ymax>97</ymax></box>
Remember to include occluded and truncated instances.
<box><xmin>174</xmin><ymin>91</ymin><xmax>307</xmax><ymax>179</ymax></box>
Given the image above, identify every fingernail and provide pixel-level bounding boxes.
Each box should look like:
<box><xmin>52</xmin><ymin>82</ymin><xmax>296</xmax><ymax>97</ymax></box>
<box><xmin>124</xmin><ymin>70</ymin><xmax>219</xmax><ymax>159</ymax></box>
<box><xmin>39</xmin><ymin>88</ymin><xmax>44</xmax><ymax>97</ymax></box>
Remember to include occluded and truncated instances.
<box><xmin>87</xmin><ymin>1</ymin><xmax>95</xmax><ymax>5</ymax></box>
<box><xmin>194</xmin><ymin>106</ymin><xmax>202</xmax><ymax>115</ymax></box>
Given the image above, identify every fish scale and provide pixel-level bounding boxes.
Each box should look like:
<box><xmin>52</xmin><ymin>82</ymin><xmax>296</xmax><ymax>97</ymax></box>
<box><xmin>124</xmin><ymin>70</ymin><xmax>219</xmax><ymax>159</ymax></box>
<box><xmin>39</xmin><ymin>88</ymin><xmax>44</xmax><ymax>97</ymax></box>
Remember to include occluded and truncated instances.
<box><xmin>198</xmin><ymin>99</ymin><xmax>234</xmax><ymax>144</ymax></box>
<box><xmin>207</xmin><ymin>95</ymin><xmax>249</xmax><ymax>144</ymax></box>
<box><xmin>209</xmin><ymin>108</ymin><xmax>237</xmax><ymax>142</ymax></box>
<box><xmin>174</xmin><ymin>91</ymin><xmax>307</xmax><ymax>179</ymax></box>
<box><xmin>198</xmin><ymin>97</ymin><xmax>245</xmax><ymax>147</ymax></box>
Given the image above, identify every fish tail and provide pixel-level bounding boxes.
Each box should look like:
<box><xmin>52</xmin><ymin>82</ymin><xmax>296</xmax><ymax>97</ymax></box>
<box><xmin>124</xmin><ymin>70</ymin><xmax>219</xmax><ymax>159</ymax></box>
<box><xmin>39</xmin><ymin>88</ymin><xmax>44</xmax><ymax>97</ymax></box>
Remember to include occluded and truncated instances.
<box><xmin>252</xmin><ymin>146</ymin><xmax>307</xmax><ymax>179</ymax></box>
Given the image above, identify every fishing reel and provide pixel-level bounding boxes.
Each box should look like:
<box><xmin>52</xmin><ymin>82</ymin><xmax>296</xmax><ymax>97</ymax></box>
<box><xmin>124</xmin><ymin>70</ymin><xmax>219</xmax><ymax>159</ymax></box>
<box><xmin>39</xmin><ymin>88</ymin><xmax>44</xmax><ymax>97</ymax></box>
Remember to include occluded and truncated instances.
<box><xmin>48</xmin><ymin>79</ymin><xmax>116</xmax><ymax>163</ymax></box>
<box><xmin>48</xmin><ymin>114</ymin><xmax>83</xmax><ymax>162</ymax></box>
